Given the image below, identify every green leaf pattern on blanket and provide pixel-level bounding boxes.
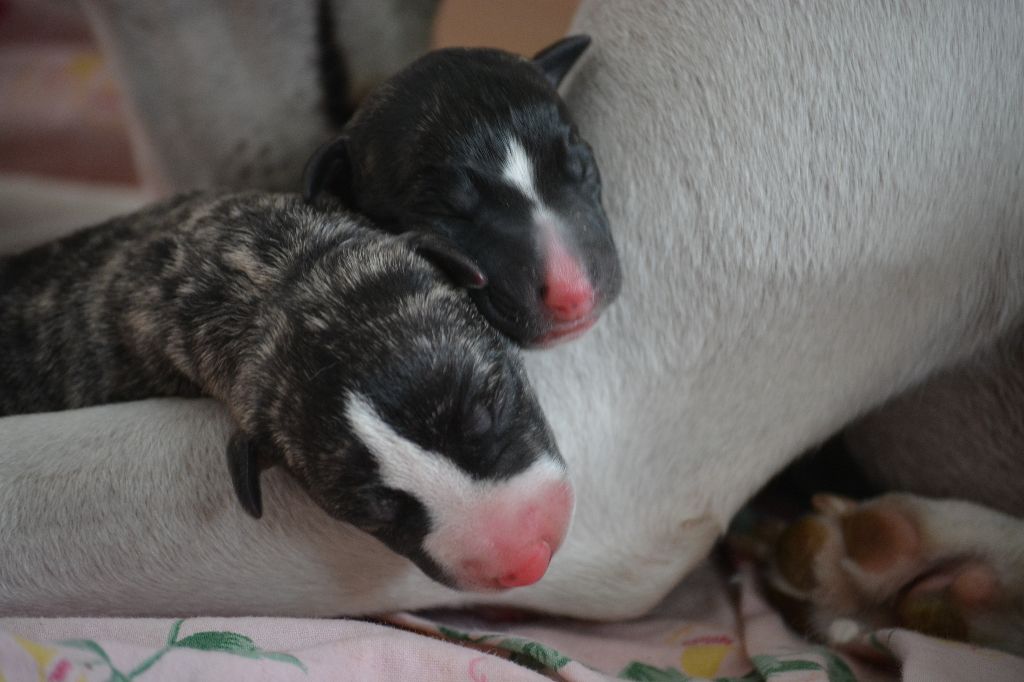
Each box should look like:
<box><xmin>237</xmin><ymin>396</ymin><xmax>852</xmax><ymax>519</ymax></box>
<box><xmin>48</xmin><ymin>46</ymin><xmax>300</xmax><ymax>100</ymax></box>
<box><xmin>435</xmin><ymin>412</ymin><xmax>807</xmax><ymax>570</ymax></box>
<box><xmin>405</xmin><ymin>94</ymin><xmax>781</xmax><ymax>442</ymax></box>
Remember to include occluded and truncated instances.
<box><xmin>500</xmin><ymin>637</ymin><xmax>572</xmax><ymax>671</ymax></box>
<box><xmin>59</xmin><ymin>639</ymin><xmax>131</xmax><ymax>682</ymax></box>
<box><xmin>620</xmin><ymin>661</ymin><xmax>760</xmax><ymax>681</ymax></box>
<box><xmin>815</xmin><ymin>648</ymin><xmax>858</xmax><ymax>682</ymax></box>
<box><xmin>437</xmin><ymin>625</ymin><xmax>572</xmax><ymax>672</ymax></box>
<box><xmin>174</xmin><ymin>629</ymin><xmax>304</xmax><ymax>668</ymax></box>
<box><xmin>620</xmin><ymin>651</ymin><xmax>857</xmax><ymax>682</ymax></box>
<box><xmin>48</xmin><ymin>621</ymin><xmax>858</xmax><ymax>681</ymax></box>
<box><xmin>59</xmin><ymin>619</ymin><xmax>306</xmax><ymax>681</ymax></box>
<box><xmin>437</xmin><ymin>624</ymin><xmax>857</xmax><ymax>681</ymax></box>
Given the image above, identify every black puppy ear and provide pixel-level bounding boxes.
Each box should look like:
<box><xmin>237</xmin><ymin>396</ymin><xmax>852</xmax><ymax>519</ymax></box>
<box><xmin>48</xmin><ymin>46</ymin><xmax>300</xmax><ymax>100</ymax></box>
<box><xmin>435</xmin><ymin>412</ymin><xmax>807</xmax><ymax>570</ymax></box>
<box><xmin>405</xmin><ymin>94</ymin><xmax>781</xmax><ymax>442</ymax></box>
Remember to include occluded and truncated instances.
<box><xmin>532</xmin><ymin>34</ymin><xmax>591</xmax><ymax>88</ymax></box>
<box><xmin>302</xmin><ymin>135</ymin><xmax>353</xmax><ymax>204</ymax></box>
<box><xmin>405</xmin><ymin>232</ymin><xmax>487</xmax><ymax>289</ymax></box>
<box><xmin>226</xmin><ymin>430</ymin><xmax>266</xmax><ymax>519</ymax></box>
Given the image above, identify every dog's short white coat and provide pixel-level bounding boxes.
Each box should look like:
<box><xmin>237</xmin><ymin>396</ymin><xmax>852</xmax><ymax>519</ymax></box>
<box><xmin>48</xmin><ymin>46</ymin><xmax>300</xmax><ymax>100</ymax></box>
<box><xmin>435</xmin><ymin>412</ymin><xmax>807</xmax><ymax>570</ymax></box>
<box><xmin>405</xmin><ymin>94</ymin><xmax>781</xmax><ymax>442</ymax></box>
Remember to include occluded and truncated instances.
<box><xmin>2</xmin><ymin>0</ymin><xmax>1024</xmax><ymax>618</ymax></box>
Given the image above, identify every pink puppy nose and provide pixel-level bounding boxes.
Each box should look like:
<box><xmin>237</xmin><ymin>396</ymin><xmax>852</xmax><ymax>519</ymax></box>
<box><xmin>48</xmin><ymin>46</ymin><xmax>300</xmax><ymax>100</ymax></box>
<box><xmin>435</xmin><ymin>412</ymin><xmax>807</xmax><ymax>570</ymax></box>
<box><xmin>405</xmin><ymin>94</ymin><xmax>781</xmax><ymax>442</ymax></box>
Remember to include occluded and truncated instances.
<box><xmin>543</xmin><ymin>276</ymin><xmax>596</xmax><ymax>321</ymax></box>
<box><xmin>542</xmin><ymin>240</ymin><xmax>596</xmax><ymax>321</ymax></box>
<box><xmin>497</xmin><ymin>541</ymin><xmax>552</xmax><ymax>588</ymax></box>
<box><xmin>439</xmin><ymin>474</ymin><xmax>573</xmax><ymax>592</ymax></box>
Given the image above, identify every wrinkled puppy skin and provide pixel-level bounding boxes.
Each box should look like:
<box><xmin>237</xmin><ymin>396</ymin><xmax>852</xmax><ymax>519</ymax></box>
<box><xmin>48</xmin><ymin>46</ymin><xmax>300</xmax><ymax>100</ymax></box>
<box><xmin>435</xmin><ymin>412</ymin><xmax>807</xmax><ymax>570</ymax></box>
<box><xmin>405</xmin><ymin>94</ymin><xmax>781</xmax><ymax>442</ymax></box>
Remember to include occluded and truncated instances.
<box><xmin>305</xmin><ymin>36</ymin><xmax>622</xmax><ymax>346</ymax></box>
<box><xmin>0</xmin><ymin>192</ymin><xmax>565</xmax><ymax>589</ymax></box>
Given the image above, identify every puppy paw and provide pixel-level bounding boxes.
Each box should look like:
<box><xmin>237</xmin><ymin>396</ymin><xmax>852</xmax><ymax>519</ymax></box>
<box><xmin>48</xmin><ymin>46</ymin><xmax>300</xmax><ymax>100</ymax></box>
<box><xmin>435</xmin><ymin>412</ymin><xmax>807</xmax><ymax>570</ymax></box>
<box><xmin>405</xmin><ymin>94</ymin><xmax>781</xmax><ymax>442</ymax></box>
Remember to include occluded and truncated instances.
<box><xmin>770</xmin><ymin>493</ymin><xmax>1024</xmax><ymax>656</ymax></box>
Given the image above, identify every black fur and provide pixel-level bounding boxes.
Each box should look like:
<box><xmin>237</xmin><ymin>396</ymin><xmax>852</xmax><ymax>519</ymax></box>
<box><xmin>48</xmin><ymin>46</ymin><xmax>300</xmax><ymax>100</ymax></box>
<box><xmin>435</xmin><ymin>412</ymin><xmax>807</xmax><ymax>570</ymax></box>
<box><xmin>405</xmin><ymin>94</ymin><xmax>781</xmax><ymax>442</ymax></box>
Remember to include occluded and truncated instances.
<box><xmin>0</xmin><ymin>192</ymin><xmax>560</xmax><ymax>586</ymax></box>
<box><xmin>305</xmin><ymin>36</ymin><xmax>622</xmax><ymax>345</ymax></box>
<box><xmin>532</xmin><ymin>34</ymin><xmax>591</xmax><ymax>88</ymax></box>
<box><xmin>315</xmin><ymin>0</ymin><xmax>355</xmax><ymax>127</ymax></box>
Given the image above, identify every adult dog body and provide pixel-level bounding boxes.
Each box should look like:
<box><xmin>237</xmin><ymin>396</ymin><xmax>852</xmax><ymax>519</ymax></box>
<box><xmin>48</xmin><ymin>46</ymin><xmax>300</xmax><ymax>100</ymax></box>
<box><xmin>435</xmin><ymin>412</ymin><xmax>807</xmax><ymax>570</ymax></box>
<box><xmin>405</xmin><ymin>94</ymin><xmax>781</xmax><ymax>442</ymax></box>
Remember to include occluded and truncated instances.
<box><xmin>2</xmin><ymin>1</ymin><xmax>1024</xmax><ymax>619</ymax></box>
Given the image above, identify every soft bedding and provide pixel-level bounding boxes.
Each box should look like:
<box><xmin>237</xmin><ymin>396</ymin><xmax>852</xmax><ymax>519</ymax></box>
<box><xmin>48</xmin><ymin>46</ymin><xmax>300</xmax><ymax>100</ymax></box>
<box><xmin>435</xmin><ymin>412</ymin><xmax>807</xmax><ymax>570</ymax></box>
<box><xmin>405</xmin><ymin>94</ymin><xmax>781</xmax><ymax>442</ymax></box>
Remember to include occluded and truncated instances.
<box><xmin>2</xmin><ymin>9</ymin><xmax>1023</xmax><ymax>682</ymax></box>
<box><xmin>3</xmin><ymin>562</ymin><xmax>1022</xmax><ymax>681</ymax></box>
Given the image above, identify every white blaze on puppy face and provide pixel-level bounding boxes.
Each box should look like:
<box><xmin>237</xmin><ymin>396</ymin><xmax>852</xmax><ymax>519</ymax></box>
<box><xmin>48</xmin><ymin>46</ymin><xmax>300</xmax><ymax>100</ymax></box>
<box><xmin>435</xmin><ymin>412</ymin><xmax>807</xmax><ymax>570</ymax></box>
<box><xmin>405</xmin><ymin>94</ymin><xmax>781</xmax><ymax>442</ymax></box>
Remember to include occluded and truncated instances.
<box><xmin>502</xmin><ymin>136</ymin><xmax>565</xmax><ymax>243</ymax></box>
<box><xmin>502</xmin><ymin>136</ymin><xmax>541</xmax><ymax>203</ymax></box>
<box><xmin>346</xmin><ymin>392</ymin><xmax>574</xmax><ymax>591</ymax></box>
<box><xmin>499</xmin><ymin>135</ymin><xmax>598</xmax><ymax>337</ymax></box>
<box><xmin>500</xmin><ymin>137</ymin><xmax>577</xmax><ymax>272</ymax></box>
<box><xmin>347</xmin><ymin>391</ymin><xmax>480</xmax><ymax>511</ymax></box>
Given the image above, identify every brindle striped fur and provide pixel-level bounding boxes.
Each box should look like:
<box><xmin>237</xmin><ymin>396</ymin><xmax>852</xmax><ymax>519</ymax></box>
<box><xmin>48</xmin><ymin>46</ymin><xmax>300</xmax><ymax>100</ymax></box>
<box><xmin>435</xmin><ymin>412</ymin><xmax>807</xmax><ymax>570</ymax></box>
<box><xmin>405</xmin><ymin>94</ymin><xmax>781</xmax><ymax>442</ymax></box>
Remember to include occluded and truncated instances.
<box><xmin>0</xmin><ymin>192</ymin><xmax>558</xmax><ymax>573</ymax></box>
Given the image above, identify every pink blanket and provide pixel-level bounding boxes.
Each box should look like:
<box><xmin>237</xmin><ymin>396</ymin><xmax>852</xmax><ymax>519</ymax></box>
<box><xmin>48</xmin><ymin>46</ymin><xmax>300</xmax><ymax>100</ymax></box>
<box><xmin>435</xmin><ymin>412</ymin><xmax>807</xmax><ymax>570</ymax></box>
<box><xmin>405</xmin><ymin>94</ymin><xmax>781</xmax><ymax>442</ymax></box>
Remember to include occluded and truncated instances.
<box><xmin>2</xmin><ymin>4</ymin><xmax>1024</xmax><ymax>681</ymax></box>
<box><xmin>3</xmin><ymin>565</ymin><xmax>1023</xmax><ymax>681</ymax></box>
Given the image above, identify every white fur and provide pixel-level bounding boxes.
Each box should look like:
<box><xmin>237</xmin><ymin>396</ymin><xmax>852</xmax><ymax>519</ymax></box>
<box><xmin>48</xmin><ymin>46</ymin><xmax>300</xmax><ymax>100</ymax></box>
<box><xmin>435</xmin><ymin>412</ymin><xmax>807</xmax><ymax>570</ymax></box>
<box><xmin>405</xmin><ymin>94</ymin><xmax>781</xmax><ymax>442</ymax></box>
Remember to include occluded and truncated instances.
<box><xmin>77</xmin><ymin>0</ymin><xmax>436</xmax><ymax>191</ymax></box>
<box><xmin>348</xmin><ymin>392</ymin><xmax>565</xmax><ymax>509</ymax></box>
<box><xmin>348</xmin><ymin>391</ymin><xmax>477</xmax><ymax>509</ymax></box>
<box><xmin>3</xmin><ymin>1</ymin><xmax>1024</xmax><ymax>619</ymax></box>
<box><xmin>501</xmin><ymin>136</ymin><xmax>575</xmax><ymax>265</ymax></box>
<box><xmin>501</xmin><ymin>137</ymin><xmax>539</xmax><ymax>202</ymax></box>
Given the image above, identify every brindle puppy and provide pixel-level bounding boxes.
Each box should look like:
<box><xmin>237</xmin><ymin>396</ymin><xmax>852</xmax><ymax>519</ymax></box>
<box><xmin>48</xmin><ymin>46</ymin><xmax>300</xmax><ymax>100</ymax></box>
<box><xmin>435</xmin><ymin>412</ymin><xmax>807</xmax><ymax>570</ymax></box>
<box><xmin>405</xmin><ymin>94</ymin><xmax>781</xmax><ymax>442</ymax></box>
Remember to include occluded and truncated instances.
<box><xmin>0</xmin><ymin>192</ymin><xmax>572</xmax><ymax>592</ymax></box>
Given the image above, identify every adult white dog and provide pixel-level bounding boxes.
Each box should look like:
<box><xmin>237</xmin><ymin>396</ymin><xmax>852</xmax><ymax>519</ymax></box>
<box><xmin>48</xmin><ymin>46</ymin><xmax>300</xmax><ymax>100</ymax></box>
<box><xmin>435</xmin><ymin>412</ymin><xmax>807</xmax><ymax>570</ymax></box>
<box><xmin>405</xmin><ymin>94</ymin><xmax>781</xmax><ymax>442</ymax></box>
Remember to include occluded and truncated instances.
<box><xmin>2</xmin><ymin>0</ymin><xmax>1022</xmax><ymax>651</ymax></box>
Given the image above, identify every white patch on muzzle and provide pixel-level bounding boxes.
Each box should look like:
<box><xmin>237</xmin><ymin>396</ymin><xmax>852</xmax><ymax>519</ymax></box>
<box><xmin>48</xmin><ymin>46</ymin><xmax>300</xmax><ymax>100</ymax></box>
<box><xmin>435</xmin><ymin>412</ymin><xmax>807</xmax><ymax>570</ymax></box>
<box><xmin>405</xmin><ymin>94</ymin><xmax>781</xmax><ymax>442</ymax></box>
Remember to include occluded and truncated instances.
<box><xmin>346</xmin><ymin>392</ymin><xmax>571</xmax><ymax>588</ymax></box>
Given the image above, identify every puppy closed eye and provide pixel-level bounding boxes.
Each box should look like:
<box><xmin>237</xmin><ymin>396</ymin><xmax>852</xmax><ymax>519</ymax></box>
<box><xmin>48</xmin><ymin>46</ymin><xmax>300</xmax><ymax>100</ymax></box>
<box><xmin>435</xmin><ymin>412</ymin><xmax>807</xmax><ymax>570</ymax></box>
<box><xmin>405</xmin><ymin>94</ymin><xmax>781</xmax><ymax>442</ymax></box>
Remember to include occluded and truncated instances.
<box><xmin>351</xmin><ymin>487</ymin><xmax>406</xmax><ymax>530</ymax></box>
<box><xmin>431</xmin><ymin>166</ymin><xmax>481</xmax><ymax>218</ymax></box>
<box><xmin>457</xmin><ymin>365</ymin><xmax>512</xmax><ymax>442</ymax></box>
<box><xmin>559</xmin><ymin>134</ymin><xmax>595</xmax><ymax>183</ymax></box>
<box><xmin>563</xmin><ymin>148</ymin><xmax>585</xmax><ymax>182</ymax></box>
<box><xmin>464</xmin><ymin>403</ymin><xmax>493</xmax><ymax>439</ymax></box>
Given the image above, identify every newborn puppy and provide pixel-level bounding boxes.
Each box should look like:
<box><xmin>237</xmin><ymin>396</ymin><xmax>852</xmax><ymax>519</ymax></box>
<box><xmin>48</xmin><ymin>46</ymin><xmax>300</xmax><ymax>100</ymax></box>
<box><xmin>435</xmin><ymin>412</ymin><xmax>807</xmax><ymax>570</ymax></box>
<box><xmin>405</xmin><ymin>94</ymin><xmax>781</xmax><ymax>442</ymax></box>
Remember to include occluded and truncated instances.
<box><xmin>305</xmin><ymin>36</ymin><xmax>621</xmax><ymax>346</ymax></box>
<box><xmin>0</xmin><ymin>192</ymin><xmax>572</xmax><ymax>592</ymax></box>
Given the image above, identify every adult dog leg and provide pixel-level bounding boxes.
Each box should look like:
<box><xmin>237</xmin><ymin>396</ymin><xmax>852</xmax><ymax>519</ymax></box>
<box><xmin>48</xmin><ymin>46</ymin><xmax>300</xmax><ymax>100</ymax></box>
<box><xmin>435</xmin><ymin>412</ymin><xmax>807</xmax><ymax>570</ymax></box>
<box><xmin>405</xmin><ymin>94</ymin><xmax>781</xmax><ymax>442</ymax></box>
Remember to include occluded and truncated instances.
<box><xmin>80</xmin><ymin>0</ymin><xmax>438</xmax><ymax>191</ymax></box>
<box><xmin>0</xmin><ymin>399</ymin><xmax>458</xmax><ymax>616</ymax></box>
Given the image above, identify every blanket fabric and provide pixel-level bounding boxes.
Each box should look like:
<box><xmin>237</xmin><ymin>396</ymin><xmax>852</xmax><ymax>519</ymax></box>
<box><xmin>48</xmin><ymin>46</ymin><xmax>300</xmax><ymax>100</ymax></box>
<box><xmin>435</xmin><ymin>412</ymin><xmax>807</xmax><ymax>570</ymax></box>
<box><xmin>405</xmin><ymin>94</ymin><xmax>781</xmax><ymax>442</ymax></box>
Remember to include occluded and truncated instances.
<box><xmin>2</xmin><ymin>565</ymin><xmax>1023</xmax><ymax>681</ymax></box>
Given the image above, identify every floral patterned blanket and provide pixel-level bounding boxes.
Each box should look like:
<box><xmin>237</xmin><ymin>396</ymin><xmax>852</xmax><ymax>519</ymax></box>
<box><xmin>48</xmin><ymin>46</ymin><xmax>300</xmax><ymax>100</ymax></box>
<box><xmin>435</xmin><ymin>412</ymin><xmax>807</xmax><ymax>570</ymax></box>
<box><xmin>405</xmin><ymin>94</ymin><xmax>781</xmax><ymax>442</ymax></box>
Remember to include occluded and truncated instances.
<box><xmin>3</xmin><ymin>564</ymin><xmax>1022</xmax><ymax>682</ymax></box>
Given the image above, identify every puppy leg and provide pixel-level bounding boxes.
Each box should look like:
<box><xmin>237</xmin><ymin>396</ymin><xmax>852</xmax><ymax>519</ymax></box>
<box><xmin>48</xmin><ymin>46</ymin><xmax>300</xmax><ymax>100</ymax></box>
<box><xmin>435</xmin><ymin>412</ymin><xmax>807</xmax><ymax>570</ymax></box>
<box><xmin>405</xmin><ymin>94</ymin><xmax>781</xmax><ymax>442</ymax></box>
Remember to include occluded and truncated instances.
<box><xmin>771</xmin><ymin>493</ymin><xmax>1024</xmax><ymax>656</ymax></box>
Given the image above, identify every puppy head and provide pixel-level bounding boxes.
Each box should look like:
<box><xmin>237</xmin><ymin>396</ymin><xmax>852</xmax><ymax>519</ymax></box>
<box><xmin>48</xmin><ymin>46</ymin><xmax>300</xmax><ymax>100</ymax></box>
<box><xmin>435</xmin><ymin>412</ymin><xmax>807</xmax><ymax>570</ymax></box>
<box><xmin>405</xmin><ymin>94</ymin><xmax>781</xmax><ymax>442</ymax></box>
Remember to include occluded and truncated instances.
<box><xmin>305</xmin><ymin>36</ymin><xmax>622</xmax><ymax>347</ymax></box>
<box><xmin>343</xmin><ymin>327</ymin><xmax>573</xmax><ymax>591</ymax></box>
<box><xmin>227</xmin><ymin>241</ymin><xmax>572</xmax><ymax>591</ymax></box>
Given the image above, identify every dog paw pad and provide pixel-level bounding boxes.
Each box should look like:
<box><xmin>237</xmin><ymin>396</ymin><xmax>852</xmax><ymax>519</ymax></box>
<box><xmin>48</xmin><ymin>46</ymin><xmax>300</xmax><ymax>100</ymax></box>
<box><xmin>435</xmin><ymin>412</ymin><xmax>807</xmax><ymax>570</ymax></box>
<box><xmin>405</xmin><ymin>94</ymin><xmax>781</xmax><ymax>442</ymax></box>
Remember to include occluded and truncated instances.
<box><xmin>775</xmin><ymin>516</ymin><xmax>830</xmax><ymax>591</ymax></box>
<box><xmin>839</xmin><ymin>506</ymin><xmax>919</xmax><ymax>573</ymax></box>
<box><xmin>767</xmin><ymin>495</ymin><xmax>1024</xmax><ymax>656</ymax></box>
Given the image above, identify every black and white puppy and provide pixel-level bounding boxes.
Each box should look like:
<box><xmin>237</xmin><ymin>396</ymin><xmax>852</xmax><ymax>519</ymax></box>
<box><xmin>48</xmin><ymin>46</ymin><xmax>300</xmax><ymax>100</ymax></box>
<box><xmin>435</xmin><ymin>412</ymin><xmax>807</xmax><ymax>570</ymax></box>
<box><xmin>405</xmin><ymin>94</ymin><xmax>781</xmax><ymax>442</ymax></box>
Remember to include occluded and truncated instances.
<box><xmin>304</xmin><ymin>36</ymin><xmax>622</xmax><ymax>346</ymax></box>
<box><xmin>0</xmin><ymin>192</ymin><xmax>572</xmax><ymax>592</ymax></box>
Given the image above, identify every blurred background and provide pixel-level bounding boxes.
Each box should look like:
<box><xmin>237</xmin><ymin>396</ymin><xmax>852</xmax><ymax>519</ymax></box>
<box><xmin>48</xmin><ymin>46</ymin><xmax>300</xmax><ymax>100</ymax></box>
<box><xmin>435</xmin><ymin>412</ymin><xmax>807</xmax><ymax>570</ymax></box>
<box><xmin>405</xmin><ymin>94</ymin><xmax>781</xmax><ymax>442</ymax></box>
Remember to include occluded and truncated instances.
<box><xmin>0</xmin><ymin>0</ymin><xmax>579</xmax><ymax>187</ymax></box>
<box><xmin>434</xmin><ymin>0</ymin><xmax>578</xmax><ymax>54</ymax></box>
